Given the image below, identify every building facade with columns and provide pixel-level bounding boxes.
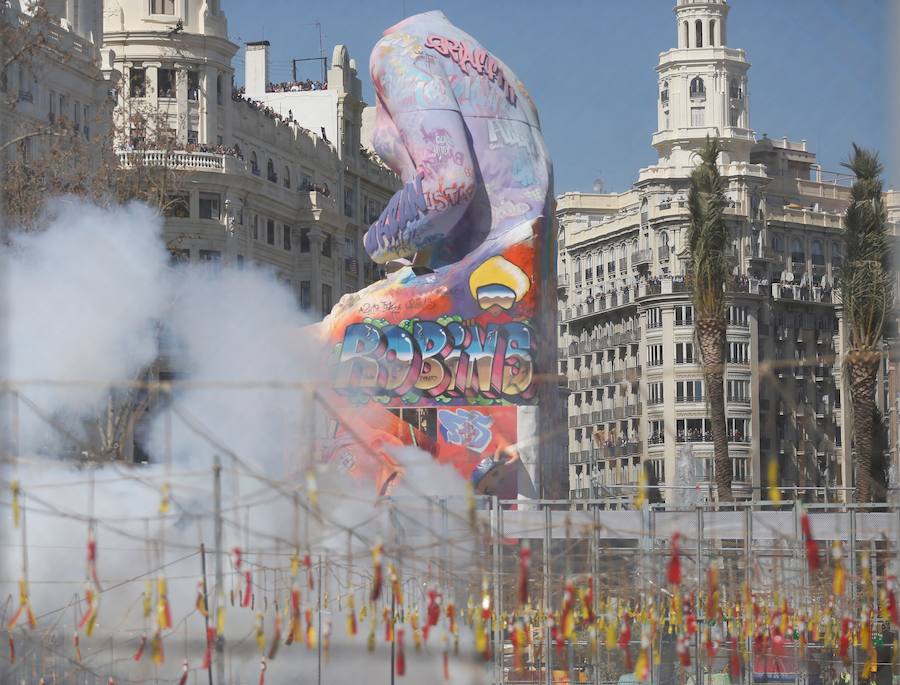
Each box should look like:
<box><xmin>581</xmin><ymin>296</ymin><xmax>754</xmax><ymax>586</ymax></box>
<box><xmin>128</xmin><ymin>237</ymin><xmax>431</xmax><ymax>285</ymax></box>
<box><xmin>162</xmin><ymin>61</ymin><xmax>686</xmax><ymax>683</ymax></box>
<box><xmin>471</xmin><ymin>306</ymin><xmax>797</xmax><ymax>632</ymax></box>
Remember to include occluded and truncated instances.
<box><xmin>1</xmin><ymin>0</ymin><xmax>112</xmax><ymax>179</ymax></box>
<box><xmin>102</xmin><ymin>0</ymin><xmax>399</xmax><ymax>316</ymax></box>
<box><xmin>557</xmin><ymin>0</ymin><xmax>900</xmax><ymax>503</ymax></box>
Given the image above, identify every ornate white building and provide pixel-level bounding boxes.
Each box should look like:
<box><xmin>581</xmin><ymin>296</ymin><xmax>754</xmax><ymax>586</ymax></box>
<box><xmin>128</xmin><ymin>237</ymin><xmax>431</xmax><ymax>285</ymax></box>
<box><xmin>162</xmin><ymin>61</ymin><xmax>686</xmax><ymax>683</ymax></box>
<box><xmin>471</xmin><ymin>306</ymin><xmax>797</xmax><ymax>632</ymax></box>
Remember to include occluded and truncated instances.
<box><xmin>557</xmin><ymin>0</ymin><xmax>900</xmax><ymax>503</ymax></box>
<box><xmin>102</xmin><ymin>0</ymin><xmax>399</xmax><ymax>315</ymax></box>
<box><xmin>1</xmin><ymin>0</ymin><xmax>112</xmax><ymax>174</ymax></box>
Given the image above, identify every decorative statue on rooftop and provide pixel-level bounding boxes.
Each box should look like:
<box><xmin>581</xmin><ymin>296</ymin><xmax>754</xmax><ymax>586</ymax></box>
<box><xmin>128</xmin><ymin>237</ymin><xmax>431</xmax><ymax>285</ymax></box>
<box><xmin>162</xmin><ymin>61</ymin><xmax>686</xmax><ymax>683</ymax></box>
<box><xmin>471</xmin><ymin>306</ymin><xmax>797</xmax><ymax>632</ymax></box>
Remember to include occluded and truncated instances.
<box><xmin>318</xmin><ymin>11</ymin><xmax>558</xmax><ymax>498</ymax></box>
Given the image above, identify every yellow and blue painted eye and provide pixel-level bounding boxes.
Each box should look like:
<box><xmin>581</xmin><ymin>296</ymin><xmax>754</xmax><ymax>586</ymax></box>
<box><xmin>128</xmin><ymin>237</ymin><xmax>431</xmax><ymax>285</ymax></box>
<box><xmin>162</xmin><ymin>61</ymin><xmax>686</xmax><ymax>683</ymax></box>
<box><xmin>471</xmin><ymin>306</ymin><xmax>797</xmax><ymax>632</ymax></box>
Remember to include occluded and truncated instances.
<box><xmin>468</xmin><ymin>255</ymin><xmax>530</xmax><ymax>311</ymax></box>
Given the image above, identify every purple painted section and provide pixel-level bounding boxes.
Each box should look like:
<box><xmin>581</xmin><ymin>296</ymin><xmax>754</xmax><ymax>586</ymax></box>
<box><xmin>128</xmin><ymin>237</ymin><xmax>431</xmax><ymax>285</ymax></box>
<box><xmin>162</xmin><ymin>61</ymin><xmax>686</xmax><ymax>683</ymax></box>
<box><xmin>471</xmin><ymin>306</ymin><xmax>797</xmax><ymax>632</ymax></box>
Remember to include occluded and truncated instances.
<box><xmin>364</xmin><ymin>10</ymin><xmax>552</xmax><ymax>269</ymax></box>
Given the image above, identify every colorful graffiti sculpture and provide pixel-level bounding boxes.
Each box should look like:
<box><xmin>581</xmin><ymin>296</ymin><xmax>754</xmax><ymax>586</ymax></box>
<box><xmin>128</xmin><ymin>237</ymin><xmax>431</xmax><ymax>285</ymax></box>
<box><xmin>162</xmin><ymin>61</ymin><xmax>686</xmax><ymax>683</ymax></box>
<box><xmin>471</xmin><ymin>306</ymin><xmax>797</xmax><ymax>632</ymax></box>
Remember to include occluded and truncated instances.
<box><xmin>320</xmin><ymin>11</ymin><xmax>556</xmax><ymax>496</ymax></box>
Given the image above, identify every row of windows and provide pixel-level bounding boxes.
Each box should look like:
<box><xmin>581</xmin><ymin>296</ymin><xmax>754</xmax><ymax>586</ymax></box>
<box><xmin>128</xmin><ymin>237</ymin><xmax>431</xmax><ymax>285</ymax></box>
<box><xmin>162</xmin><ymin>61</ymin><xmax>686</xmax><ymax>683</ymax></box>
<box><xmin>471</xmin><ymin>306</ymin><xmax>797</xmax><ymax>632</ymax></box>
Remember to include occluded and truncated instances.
<box><xmin>647</xmin><ymin>418</ymin><xmax>751</xmax><ymax>444</ymax></box>
<box><xmin>570</xmin><ymin>232</ymin><xmax>671</xmax><ymax>279</ymax></box>
<box><xmin>770</xmin><ymin>235</ymin><xmax>842</xmax><ymax>263</ymax></box>
<box><xmin>2</xmin><ymin>66</ymin><xmax>94</xmax><ymax>141</ymax></box>
<box><xmin>646</xmin><ymin>341</ymin><xmax>750</xmax><ymax>366</ymax></box>
<box><xmin>163</xmin><ymin>192</ymin><xmax>342</xmax><ymax>256</ymax></box>
<box><xmin>129</xmin><ymin>66</ymin><xmax>224</xmax><ymax>105</ymax></box>
<box><xmin>640</xmin><ymin>304</ymin><xmax>748</xmax><ymax>332</ymax></box>
<box><xmin>647</xmin><ymin>379</ymin><xmax>750</xmax><ymax>404</ymax></box>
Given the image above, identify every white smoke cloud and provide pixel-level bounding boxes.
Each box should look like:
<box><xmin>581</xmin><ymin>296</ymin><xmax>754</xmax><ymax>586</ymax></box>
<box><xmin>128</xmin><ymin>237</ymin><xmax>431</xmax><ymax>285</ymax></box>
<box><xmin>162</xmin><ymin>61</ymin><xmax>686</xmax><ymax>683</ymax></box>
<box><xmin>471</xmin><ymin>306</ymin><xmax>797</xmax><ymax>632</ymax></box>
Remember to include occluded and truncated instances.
<box><xmin>6</xmin><ymin>198</ymin><xmax>170</xmax><ymax>456</ymax></box>
<box><xmin>0</xmin><ymin>199</ymin><xmax>481</xmax><ymax>684</ymax></box>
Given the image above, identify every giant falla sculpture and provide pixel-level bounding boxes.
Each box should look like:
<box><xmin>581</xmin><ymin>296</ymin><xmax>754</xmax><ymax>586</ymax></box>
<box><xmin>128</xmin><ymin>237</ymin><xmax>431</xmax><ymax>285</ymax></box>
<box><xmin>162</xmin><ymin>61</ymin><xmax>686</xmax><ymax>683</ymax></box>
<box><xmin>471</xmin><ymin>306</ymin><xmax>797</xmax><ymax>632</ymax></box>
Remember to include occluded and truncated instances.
<box><xmin>319</xmin><ymin>11</ymin><xmax>556</xmax><ymax>497</ymax></box>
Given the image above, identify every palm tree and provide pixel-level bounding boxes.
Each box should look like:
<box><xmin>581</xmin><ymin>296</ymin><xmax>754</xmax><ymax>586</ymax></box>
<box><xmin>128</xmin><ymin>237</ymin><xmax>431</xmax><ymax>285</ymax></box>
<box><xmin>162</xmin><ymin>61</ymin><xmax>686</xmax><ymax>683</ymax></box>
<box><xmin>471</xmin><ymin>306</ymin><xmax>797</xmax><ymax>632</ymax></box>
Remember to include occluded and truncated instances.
<box><xmin>841</xmin><ymin>144</ymin><xmax>892</xmax><ymax>502</ymax></box>
<box><xmin>688</xmin><ymin>138</ymin><xmax>733</xmax><ymax>502</ymax></box>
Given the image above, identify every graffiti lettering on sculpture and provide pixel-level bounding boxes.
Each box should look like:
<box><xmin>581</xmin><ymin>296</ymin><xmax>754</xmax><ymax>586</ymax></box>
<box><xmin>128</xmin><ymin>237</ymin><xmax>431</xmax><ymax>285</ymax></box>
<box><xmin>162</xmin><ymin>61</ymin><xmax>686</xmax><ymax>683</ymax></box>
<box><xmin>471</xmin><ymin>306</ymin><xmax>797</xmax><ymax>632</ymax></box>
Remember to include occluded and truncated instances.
<box><xmin>424</xmin><ymin>35</ymin><xmax>518</xmax><ymax>107</ymax></box>
<box><xmin>438</xmin><ymin>408</ymin><xmax>493</xmax><ymax>453</ymax></box>
<box><xmin>334</xmin><ymin>319</ymin><xmax>535</xmax><ymax>403</ymax></box>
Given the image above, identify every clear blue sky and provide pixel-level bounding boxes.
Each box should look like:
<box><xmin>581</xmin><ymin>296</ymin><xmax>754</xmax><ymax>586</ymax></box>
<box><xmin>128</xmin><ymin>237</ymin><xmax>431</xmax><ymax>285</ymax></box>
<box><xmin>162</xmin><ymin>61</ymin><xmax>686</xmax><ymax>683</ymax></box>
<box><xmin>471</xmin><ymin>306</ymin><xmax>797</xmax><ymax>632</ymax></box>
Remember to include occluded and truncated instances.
<box><xmin>223</xmin><ymin>0</ymin><xmax>893</xmax><ymax>194</ymax></box>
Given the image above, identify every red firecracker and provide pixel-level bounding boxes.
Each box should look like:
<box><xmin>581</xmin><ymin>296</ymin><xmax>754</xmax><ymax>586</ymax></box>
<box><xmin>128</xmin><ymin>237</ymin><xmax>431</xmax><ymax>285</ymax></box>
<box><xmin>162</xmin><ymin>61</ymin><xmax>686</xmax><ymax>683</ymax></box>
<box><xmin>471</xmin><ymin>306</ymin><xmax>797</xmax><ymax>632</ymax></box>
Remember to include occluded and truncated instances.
<box><xmin>177</xmin><ymin>659</ymin><xmax>189</xmax><ymax>685</ymax></box>
<box><xmin>887</xmin><ymin>578</ymin><xmax>899</xmax><ymax>626</ymax></box>
<box><xmin>839</xmin><ymin>617</ymin><xmax>851</xmax><ymax>660</ymax></box>
<box><xmin>396</xmin><ymin>628</ymin><xmax>406</xmax><ymax>676</ymax></box>
<box><xmin>583</xmin><ymin>577</ymin><xmax>595</xmax><ymax>625</ymax></box>
<box><xmin>259</xmin><ymin>657</ymin><xmax>267</xmax><ymax>685</ymax></box>
<box><xmin>133</xmin><ymin>635</ymin><xmax>147</xmax><ymax>662</ymax></box>
<box><xmin>424</xmin><ymin>589</ymin><xmax>441</xmax><ymax>641</ymax></box>
<box><xmin>801</xmin><ymin>512</ymin><xmax>819</xmax><ymax>572</ymax></box>
<box><xmin>667</xmin><ymin>532</ymin><xmax>682</xmax><ymax>586</ymax></box>
<box><xmin>288</xmin><ymin>584</ymin><xmax>301</xmax><ymax>644</ymax></box>
<box><xmin>304</xmin><ymin>553</ymin><xmax>313</xmax><ymax>591</ymax></box>
<box><xmin>242</xmin><ymin>570</ymin><xmax>252</xmax><ymax>609</ymax></box>
<box><xmin>201</xmin><ymin>628</ymin><xmax>215</xmax><ymax>669</ymax></box>
<box><xmin>87</xmin><ymin>533</ymin><xmax>99</xmax><ymax>586</ymax></box>
<box><xmin>730</xmin><ymin>636</ymin><xmax>741</xmax><ymax>678</ymax></box>
<box><xmin>618</xmin><ymin>615</ymin><xmax>633</xmax><ymax>670</ymax></box>
<box><xmin>268</xmin><ymin>611</ymin><xmax>282</xmax><ymax>661</ymax></box>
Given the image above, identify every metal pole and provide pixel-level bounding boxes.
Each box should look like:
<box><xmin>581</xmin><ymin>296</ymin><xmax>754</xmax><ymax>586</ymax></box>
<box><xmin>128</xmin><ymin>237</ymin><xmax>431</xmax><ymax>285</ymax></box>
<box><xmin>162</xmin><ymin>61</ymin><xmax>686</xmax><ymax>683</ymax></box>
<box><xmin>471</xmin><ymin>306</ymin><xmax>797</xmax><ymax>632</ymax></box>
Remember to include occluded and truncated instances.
<box><xmin>292</xmin><ymin>59</ymin><xmax>297</xmax><ymax>83</ymax></box>
<box><xmin>317</xmin><ymin>557</ymin><xmax>323</xmax><ymax>685</ymax></box>
<box><xmin>200</xmin><ymin>543</ymin><xmax>213</xmax><ymax>685</ymax></box>
<box><xmin>695</xmin><ymin>506</ymin><xmax>702</xmax><ymax>685</ymax></box>
<box><xmin>849</xmin><ymin>507</ymin><xmax>857</xmax><ymax>684</ymax></box>
<box><xmin>390</xmin><ymin>589</ymin><xmax>396</xmax><ymax>685</ymax></box>
<box><xmin>492</xmin><ymin>496</ymin><xmax>503</xmax><ymax>685</ymax></box>
<box><xmin>793</xmin><ymin>500</ymin><xmax>803</xmax><ymax>679</ymax></box>
<box><xmin>744</xmin><ymin>506</ymin><xmax>753</xmax><ymax>685</ymax></box>
<box><xmin>213</xmin><ymin>455</ymin><xmax>225</xmax><ymax>685</ymax></box>
<box><xmin>544</xmin><ymin>505</ymin><xmax>552</xmax><ymax>685</ymax></box>
<box><xmin>592</xmin><ymin>504</ymin><xmax>600</xmax><ymax>685</ymax></box>
<box><xmin>648</xmin><ymin>505</ymin><xmax>656</xmax><ymax>685</ymax></box>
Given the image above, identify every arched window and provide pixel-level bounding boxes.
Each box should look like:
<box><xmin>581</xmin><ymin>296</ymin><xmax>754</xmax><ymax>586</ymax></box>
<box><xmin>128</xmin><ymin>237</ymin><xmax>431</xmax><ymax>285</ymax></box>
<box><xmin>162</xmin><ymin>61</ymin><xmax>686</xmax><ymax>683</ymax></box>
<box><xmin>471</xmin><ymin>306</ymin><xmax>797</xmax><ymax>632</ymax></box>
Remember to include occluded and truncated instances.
<box><xmin>811</xmin><ymin>240</ymin><xmax>823</xmax><ymax>256</ymax></box>
<box><xmin>683</xmin><ymin>21</ymin><xmax>689</xmax><ymax>48</ymax></box>
<box><xmin>250</xmin><ymin>151</ymin><xmax>259</xmax><ymax>175</ymax></box>
<box><xmin>267</xmin><ymin>158</ymin><xmax>276</xmax><ymax>182</ymax></box>
<box><xmin>695</xmin><ymin>20</ymin><xmax>703</xmax><ymax>47</ymax></box>
<box><xmin>729</xmin><ymin>79</ymin><xmax>742</xmax><ymax>99</ymax></box>
<box><xmin>709</xmin><ymin>20</ymin><xmax>716</xmax><ymax>46</ymax></box>
<box><xmin>574</xmin><ymin>256</ymin><xmax>582</xmax><ymax>273</ymax></box>
<box><xmin>283</xmin><ymin>165</ymin><xmax>291</xmax><ymax>188</ymax></box>
<box><xmin>660</xmin><ymin>231</ymin><xmax>670</xmax><ymax>248</ymax></box>
<box><xmin>660</xmin><ymin>80</ymin><xmax>669</xmax><ymax>104</ymax></box>
<box><xmin>216</xmin><ymin>74</ymin><xmax>223</xmax><ymax>105</ymax></box>
<box><xmin>690</xmin><ymin>77</ymin><xmax>706</xmax><ymax>98</ymax></box>
<box><xmin>585</xmin><ymin>253</ymin><xmax>592</xmax><ymax>268</ymax></box>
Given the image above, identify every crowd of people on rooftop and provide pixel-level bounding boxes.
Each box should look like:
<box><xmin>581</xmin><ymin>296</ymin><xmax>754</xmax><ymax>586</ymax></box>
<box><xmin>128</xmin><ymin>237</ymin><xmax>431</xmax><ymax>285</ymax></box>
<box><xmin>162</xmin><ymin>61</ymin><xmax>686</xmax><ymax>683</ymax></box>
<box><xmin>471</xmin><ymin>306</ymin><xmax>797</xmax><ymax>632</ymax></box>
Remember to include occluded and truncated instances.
<box><xmin>266</xmin><ymin>79</ymin><xmax>327</xmax><ymax>92</ymax></box>
<box><xmin>231</xmin><ymin>87</ymin><xmax>317</xmax><ymax>134</ymax></box>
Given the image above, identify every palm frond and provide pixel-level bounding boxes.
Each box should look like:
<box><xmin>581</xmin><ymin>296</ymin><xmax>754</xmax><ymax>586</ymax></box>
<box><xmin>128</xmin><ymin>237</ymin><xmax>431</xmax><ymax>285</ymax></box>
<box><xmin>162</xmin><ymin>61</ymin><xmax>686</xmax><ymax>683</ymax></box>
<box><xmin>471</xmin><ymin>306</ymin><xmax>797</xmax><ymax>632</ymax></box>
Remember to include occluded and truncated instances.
<box><xmin>842</xmin><ymin>143</ymin><xmax>892</xmax><ymax>351</ymax></box>
<box><xmin>687</xmin><ymin>138</ymin><xmax>730</xmax><ymax>320</ymax></box>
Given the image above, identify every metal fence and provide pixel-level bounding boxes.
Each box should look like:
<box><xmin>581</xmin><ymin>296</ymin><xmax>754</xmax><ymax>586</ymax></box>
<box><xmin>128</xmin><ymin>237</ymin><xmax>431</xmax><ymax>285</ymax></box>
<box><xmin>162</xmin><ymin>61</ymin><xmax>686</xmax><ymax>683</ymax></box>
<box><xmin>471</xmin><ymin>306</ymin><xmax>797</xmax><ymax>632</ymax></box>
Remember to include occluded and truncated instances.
<box><xmin>471</xmin><ymin>498</ymin><xmax>900</xmax><ymax>685</ymax></box>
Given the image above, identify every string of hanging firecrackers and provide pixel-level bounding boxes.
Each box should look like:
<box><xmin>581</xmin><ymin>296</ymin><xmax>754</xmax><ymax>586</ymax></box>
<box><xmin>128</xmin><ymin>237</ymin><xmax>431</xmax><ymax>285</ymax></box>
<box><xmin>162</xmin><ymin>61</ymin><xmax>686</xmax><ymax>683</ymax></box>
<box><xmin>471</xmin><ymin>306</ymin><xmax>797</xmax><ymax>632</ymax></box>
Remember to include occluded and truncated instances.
<box><xmin>7</xmin><ymin>482</ymin><xmax>36</xmax><ymax>665</ymax></box>
<box><xmin>77</xmin><ymin>522</ymin><xmax>101</xmax><ymax>641</ymax></box>
<box><xmin>285</xmin><ymin>548</ymin><xmax>302</xmax><ymax>647</ymax></box>
<box><xmin>830</xmin><ymin>539</ymin><xmax>855</xmax><ymax>665</ymax></box>
<box><xmin>703</xmin><ymin>563</ymin><xmax>721</xmax><ymax>662</ymax></box>
<box><xmin>859</xmin><ymin>552</ymin><xmax>878</xmax><ymax>680</ymax></box>
<box><xmin>666</xmin><ymin>532</ymin><xmax>691</xmax><ymax>669</ymax></box>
